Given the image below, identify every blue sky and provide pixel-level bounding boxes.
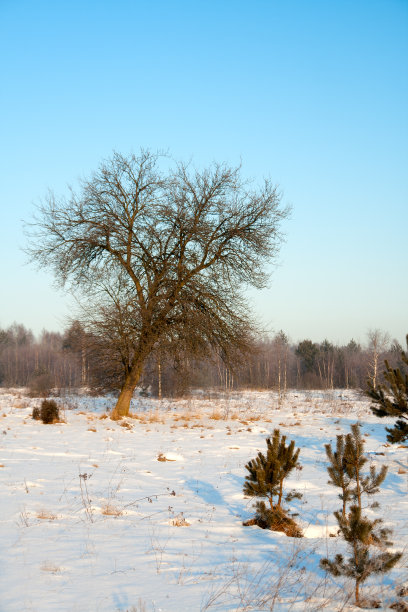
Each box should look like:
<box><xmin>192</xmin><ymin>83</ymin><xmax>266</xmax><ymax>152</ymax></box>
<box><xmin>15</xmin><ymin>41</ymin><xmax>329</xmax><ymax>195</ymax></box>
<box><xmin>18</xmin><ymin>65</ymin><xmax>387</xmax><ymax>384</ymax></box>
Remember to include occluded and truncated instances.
<box><xmin>1</xmin><ymin>0</ymin><xmax>407</xmax><ymax>345</ymax></box>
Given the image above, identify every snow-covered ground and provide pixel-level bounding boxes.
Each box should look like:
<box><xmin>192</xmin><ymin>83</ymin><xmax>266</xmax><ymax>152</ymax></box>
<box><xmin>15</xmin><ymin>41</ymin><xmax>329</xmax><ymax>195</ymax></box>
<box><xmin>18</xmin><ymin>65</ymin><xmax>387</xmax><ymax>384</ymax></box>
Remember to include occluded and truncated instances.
<box><xmin>0</xmin><ymin>389</ymin><xmax>407</xmax><ymax>611</ymax></box>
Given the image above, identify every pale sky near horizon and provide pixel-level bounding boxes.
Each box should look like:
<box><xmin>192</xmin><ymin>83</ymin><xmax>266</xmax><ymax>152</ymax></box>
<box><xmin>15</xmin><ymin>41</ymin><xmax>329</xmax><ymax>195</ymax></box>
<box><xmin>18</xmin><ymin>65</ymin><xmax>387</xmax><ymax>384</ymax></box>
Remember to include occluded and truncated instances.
<box><xmin>0</xmin><ymin>0</ymin><xmax>407</xmax><ymax>346</ymax></box>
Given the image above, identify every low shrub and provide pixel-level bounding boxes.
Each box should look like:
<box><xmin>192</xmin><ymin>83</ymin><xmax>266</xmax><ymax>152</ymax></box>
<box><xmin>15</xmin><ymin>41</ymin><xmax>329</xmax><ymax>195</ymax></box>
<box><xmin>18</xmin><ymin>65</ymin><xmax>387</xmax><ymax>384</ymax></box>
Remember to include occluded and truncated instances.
<box><xmin>243</xmin><ymin>501</ymin><xmax>303</xmax><ymax>537</ymax></box>
<box><xmin>32</xmin><ymin>399</ymin><xmax>60</xmax><ymax>424</ymax></box>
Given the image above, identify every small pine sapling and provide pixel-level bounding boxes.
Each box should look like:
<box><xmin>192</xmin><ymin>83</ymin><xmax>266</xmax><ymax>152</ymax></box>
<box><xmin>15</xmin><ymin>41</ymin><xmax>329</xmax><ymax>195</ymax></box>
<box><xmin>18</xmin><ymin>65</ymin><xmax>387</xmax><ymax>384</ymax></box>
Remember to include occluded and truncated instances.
<box><xmin>325</xmin><ymin>434</ymin><xmax>352</xmax><ymax>517</ymax></box>
<box><xmin>320</xmin><ymin>505</ymin><xmax>402</xmax><ymax>607</ymax></box>
<box><xmin>321</xmin><ymin>423</ymin><xmax>401</xmax><ymax>607</ymax></box>
<box><xmin>343</xmin><ymin>423</ymin><xmax>387</xmax><ymax>509</ymax></box>
<box><xmin>243</xmin><ymin>429</ymin><xmax>302</xmax><ymax>537</ymax></box>
<box><xmin>367</xmin><ymin>334</ymin><xmax>408</xmax><ymax>443</ymax></box>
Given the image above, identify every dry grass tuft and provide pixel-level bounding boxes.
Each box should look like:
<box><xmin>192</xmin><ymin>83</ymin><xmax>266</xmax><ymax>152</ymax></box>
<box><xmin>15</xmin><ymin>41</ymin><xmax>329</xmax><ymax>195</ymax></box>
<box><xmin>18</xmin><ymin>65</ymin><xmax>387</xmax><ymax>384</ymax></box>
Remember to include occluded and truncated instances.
<box><xmin>173</xmin><ymin>412</ymin><xmax>200</xmax><ymax>422</ymax></box>
<box><xmin>40</xmin><ymin>562</ymin><xmax>62</xmax><ymax>573</ymax></box>
<box><xmin>120</xmin><ymin>421</ymin><xmax>132</xmax><ymax>429</ymax></box>
<box><xmin>171</xmin><ymin>514</ymin><xmax>190</xmax><ymax>526</ymax></box>
<box><xmin>147</xmin><ymin>413</ymin><xmax>164</xmax><ymax>424</ymax></box>
<box><xmin>101</xmin><ymin>503</ymin><xmax>122</xmax><ymax>516</ymax></box>
<box><xmin>210</xmin><ymin>411</ymin><xmax>223</xmax><ymax>420</ymax></box>
<box><xmin>87</xmin><ymin>427</ymin><xmax>97</xmax><ymax>432</ymax></box>
<box><xmin>132</xmin><ymin>414</ymin><xmax>147</xmax><ymax>424</ymax></box>
<box><xmin>181</xmin><ymin>412</ymin><xmax>201</xmax><ymax>421</ymax></box>
<box><xmin>157</xmin><ymin>452</ymin><xmax>177</xmax><ymax>461</ymax></box>
<box><xmin>37</xmin><ymin>510</ymin><xmax>57</xmax><ymax>520</ymax></box>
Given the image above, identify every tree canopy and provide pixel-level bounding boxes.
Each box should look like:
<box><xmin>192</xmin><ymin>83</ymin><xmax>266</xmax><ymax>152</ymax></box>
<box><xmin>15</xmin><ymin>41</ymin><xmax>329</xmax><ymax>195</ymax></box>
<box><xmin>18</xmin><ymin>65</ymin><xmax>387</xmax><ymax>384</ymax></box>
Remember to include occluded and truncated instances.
<box><xmin>27</xmin><ymin>150</ymin><xmax>290</xmax><ymax>417</ymax></box>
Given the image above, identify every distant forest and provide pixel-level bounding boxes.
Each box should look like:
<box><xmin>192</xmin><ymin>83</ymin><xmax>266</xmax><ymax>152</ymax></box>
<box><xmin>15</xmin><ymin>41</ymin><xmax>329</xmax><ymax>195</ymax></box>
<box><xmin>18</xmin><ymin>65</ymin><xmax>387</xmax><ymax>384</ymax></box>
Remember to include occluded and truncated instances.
<box><xmin>0</xmin><ymin>322</ymin><xmax>403</xmax><ymax>397</ymax></box>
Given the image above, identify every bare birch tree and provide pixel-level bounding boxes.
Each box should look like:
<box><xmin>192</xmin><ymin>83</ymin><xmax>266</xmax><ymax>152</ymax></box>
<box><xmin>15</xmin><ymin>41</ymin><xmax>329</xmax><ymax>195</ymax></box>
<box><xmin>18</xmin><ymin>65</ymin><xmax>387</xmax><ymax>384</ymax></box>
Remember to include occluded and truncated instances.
<box><xmin>272</xmin><ymin>330</ymin><xmax>289</xmax><ymax>402</ymax></box>
<box><xmin>367</xmin><ymin>329</ymin><xmax>390</xmax><ymax>389</ymax></box>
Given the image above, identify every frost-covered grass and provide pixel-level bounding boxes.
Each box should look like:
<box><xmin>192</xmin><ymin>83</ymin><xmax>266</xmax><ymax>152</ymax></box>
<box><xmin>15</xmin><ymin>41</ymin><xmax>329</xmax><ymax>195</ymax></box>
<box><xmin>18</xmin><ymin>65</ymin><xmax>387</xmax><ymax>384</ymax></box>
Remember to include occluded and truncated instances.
<box><xmin>0</xmin><ymin>389</ymin><xmax>407</xmax><ymax>611</ymax></box>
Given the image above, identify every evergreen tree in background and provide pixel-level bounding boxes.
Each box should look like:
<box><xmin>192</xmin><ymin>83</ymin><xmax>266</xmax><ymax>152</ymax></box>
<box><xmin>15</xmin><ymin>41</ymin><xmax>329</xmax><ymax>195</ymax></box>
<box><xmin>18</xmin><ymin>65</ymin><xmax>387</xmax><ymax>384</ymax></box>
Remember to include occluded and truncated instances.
<box><xmin>243</xmin><ymin>429</ymin><xmax>302</xmax><ymax>536</ymax></box>
<box><xmin>367</xmin><ymin>335</ymin><xmax>408</xmax><ymax>443</ymax></box>
<box><xmin>295</xmin><ymin>339</ymin><xmax>319</xmax><ymax>373</ymax></box>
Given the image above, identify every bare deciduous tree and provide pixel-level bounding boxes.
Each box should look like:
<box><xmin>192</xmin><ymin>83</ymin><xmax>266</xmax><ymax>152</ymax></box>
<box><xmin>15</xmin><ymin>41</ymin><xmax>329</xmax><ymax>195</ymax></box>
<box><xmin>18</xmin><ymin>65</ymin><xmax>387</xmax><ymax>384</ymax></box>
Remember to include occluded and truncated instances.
<box><xmin>272</xmin><ymin>330</ymin><xmax>289</xmax><ymax>402</ymax></box>
<box><xmin>367</xmin><ymin>329</ymin><xmax>390</xmax><ymax>389</ymax></box>
<box><xmin>26</xmin><ymin>150</ymin><xmax>289</xmax><ymax>417</ymax></box>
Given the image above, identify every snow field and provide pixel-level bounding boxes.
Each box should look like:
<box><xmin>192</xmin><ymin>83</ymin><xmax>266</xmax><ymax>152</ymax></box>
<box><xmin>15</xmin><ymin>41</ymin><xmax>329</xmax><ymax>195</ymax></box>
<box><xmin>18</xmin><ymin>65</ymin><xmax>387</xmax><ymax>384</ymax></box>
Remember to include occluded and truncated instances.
<box><xmin>0</xmin><ymin>389</ymin><xmax>407</xmax><ymax>611</ymax></box>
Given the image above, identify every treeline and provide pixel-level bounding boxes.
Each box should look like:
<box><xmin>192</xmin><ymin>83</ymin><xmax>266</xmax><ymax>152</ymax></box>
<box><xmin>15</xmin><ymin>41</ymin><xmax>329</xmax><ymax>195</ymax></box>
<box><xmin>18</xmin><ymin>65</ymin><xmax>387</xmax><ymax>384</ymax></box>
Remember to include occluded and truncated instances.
<box><xmin>0</xmin><ymin>323</ymin><xmax>403</xmax><ymax>396</ymax></box>
<box><xmin>0</xmin><ymin>323</ymin><xmax>86</xmax><ymax>394</ymax></box>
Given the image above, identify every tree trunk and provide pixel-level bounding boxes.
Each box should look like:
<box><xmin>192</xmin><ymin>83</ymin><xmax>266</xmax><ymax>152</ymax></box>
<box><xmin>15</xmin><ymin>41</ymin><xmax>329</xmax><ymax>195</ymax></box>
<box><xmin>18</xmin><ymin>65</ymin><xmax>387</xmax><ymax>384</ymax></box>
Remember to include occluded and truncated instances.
<box><xmin>111</xmin><ymin>360</ymin><xmax>144</xmax><ymax>419</ymax></box>
<box><xmin>158</xmin><ymin>359</ymin><xmax>162</xmax><ymax>401</ymax></box>
<box><xmin>353</xmin><ymin>541</ymin><xmax>360</xmax><ymax>605</ymax></box>
<box><xmin>81</xmin><ymin>346</ymin><xmax>86</xmax><ymax>386</ymax></box>
<box><xmin>277</xmin><ymin>479</ymin><xmax>283</xmax><ymax>507</ymax></box>
<box><xmin>355</xmin><ymin>461</ymin><xmax>362</xmax><ymax>509</ymax></box>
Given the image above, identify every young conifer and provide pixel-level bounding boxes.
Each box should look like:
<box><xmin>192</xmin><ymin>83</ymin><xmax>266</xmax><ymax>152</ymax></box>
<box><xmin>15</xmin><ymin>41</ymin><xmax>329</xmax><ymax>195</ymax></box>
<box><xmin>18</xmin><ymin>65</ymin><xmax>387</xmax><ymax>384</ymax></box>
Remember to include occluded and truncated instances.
<box><xmin>244</xmin><ymin>429</ymin><xmax>300</xmax><ymax>509</ymax></box>
<box><xmin>320</xmin><ymin>505</ymin><xmax>402</xmax><ymax>607</ymax></box>
<box><xmin>243</xmin><ymin>429</ymin><xmax>302</xmax><ymax>536</ymax></box>
<box><xmin>325</xmin><ymin>434</ymin><xmax>352</xmax><ymax>518</ymax></box>
<box><xmin>343</xmin><ymin>423</ymin><xmax>387</xmax><ymax>509</ymax></box>
<box><xmin>325</xmin><ymin>424</ymin><xmax>387</xmax><ymax>517</ymax></box>
<box><xmin>321</xmin><ymin>423</ymin><xmax>400</xmax><ymax>607</ymax></box>
<box><xmin>367</xmin><ymin>334</ymin><xmax>408</xmax><ymax>443</ymax></box>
